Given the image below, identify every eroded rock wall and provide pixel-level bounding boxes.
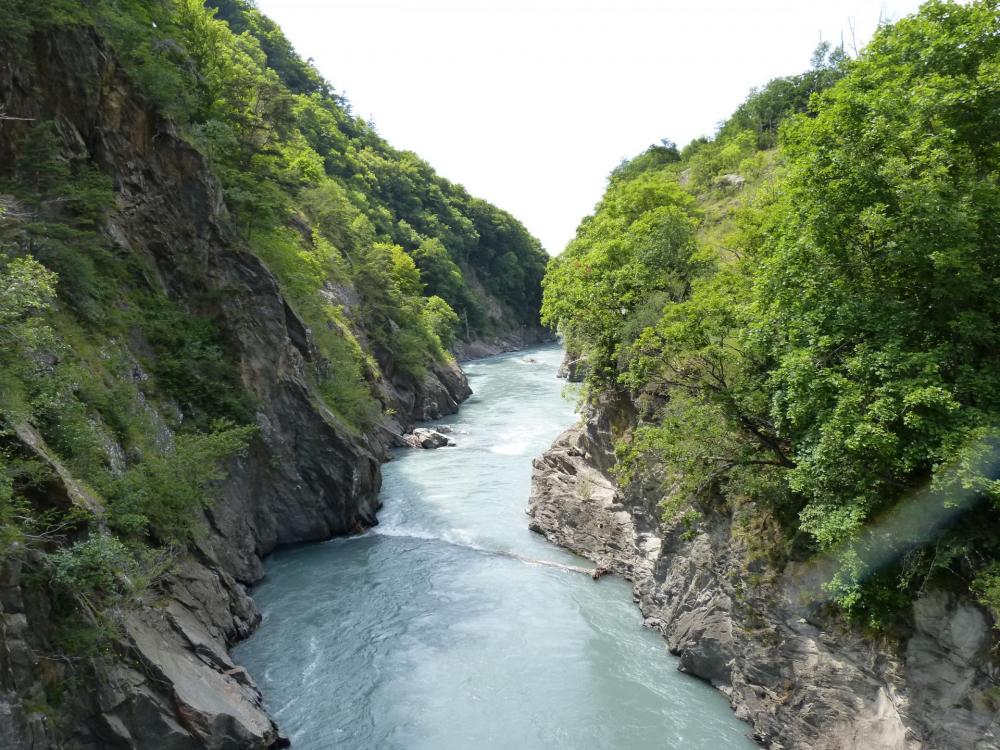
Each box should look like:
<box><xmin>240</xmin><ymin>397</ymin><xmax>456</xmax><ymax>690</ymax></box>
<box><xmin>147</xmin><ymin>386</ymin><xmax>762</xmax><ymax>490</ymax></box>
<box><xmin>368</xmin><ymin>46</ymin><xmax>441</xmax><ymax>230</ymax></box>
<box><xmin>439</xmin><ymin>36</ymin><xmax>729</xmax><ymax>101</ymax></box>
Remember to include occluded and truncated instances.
<box><xmin>529</xmin><ymin>412</ymin><xmax>1000</xmax><ymax>749</ymax></box>
<box><xmin>0</xmin><ymin>25</ymin><xmax>471</xmax><ymax>750</ymax></box>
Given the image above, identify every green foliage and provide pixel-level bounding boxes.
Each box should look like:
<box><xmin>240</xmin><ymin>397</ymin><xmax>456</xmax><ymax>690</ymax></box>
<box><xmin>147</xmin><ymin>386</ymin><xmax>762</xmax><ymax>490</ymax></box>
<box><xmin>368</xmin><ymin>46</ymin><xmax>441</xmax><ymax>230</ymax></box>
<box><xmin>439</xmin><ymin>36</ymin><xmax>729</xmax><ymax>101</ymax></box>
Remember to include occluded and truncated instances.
<box><xmin>48</xmin><ymin>535</ymin><xmax>138</xmax><ymax>598</ymax></box>
<box><xmin>0</xmin><ymin>454</ymin><xmax>39</xmax><ymax>550</ymax></box>
<box><xmin>412</xmin><ymin>238</ymin><xmax>463</xmax><ymax>305</ymax></box>
<box><xmin>673</xmin><ymin>42</ymin><xmax>848</xmax><ymax>194</ymax></box>
<box><xmin>0</xmin><ymin>0</ymin><xmax>547</xmax><ymax>669</ymax></box>
<box><xmin>0</xmin><ymin>252</ymin><xmax>58</xmax><ymax>421</ymax></box>
<box><xmin>12</xmin><ymin>122</ymin><xmax>115</xmax><ymax>223</ymax></box>
<box><xmin>0</xmin><ymin>255</ymin><xmax>58</xmax><ymax>356</ymax></box>
<box><xmin>422</xmin><ymin>295</ymin><xmax>460</xmax><ymax>350</ymax></box>
<box><xmin>110</xmin><ymin>0</ymin><xmax>549</xmax><ymax>340</ymax></box>
<box><xmin>244</xmin><ymin>224</ymin><xmax>376</xmax><ymax>426</ymax></box>
<box><xmin>13</xmin><ymin>122</ymin><xmax>69</xmax><ymax>196</ymax></box>
<box><xmin>721</xmin><ymin>41</ymin><xmax>849</xmax><ymax>149</ymax></box>
<box><xmin>1</xmin><ymin>120</ymin><xmax>117</xmax><ymax>325</ymax></box>
<box><xmin>544</xmin><ymin>0</ymin><xmax>1000</xmax><ymax>624</ymax></box>
<box><xmin>354</xmin><ymin>242</ymin><xmax>447</xmax><ymax>375</ymax></box>
<box><xmin>135</xmin><ymin>297</ymin><xmax>255</xmax><ymax>428</ymax></box>
<box><xmin>542</xmin><ymin>170</ymin><xmax>700</xmax><ymax>387</ymax></box>
<box><xmin>754</xmin><ymin>0</ymin><xmax>1000</xmax><ymax>558</ymax></box>
<box><xmin>208</xmin><ymin>0</ymin><xmax>330</xmax><ymax>96</ymax></box>
<box><xmin>31</xmin><ymin>0</ymin><xmax>549</xmax><ymax>449</ymax></box>
<box><xmin>26</xmin><ymin>222</ymin><xmax>111</xmax><ymax>324</ymax></box>
<box><xmin>22</xmin><ymin>0</ymin><xmax>545</xmax><ymax>435</ymax></box>
<box><xmin>611</xmin><ymin>139</ymin><xmax>681</xmax><ymax>184</ymax></box>
<box><xmin>299</xmin><ymin>180</ymin><xmax>364</xmax><ymax>259</ymax></box>
<box><xmin>972</xmin><ymin>563</ymin><xmax>1000</xmax><ymax>624</ymax></box>
<box><xmin>106</xmin><ymin>420</ymin><xmax>255</xmax><ymax>545</ymax></box>
<box><xmin>44</xmin><ymin>532</ymin><xmax>168</xmax><ymax>657</ymax></box>
<box><xmin>686</xmin><ymin>130</ymin><xmax>758</xmax><ymax>190</ymax></box>
<box><xmin>680</xmin><ymin>509</ymin><xmax>701</xmax><ymax>541</ymax></box>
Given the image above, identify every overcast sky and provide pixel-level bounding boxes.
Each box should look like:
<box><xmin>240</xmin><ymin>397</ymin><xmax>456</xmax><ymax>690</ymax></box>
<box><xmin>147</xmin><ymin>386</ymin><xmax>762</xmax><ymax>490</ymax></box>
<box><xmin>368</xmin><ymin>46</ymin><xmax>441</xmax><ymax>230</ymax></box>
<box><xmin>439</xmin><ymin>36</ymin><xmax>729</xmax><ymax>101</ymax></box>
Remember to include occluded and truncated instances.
<box><xmin>254</xmin><ymin>0</ymin><xmax>926</xmax><ymax>254</ymax></box>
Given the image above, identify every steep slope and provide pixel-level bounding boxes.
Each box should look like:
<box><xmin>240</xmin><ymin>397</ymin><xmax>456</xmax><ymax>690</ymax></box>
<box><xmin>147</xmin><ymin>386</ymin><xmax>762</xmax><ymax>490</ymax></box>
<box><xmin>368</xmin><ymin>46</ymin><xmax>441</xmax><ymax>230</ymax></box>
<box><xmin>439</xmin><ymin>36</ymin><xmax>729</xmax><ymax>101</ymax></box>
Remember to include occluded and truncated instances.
<box><xmin>530</xmin><ymin>414</ymin><xmax>999</xmax><ymax>749</ymax></box>
<box><xmin>0</xmin><ymin>1</ymin><xmax>551</xmax><ymax>746</ymax></box>
<box><xmin>537</xmin><ymin>2</ymin><xmax>1000</xmax><ymax>747</ymax></box>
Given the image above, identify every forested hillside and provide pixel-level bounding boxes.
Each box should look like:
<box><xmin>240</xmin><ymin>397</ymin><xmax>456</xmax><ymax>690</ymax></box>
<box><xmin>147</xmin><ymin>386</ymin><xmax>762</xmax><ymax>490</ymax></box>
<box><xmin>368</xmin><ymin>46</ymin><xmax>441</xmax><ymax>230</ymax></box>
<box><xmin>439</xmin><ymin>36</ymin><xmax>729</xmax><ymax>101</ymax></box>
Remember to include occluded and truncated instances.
<box><xmin>0</xmin><ymin>1</ymin><xmax>546</xmax><ymax>744</ymax></box>
<box><xmin>542</xmin><ymin>0</ymin><xmax>1000</xmax><ymax>629</ymax></box>
<box><xmin>3</xmin><ymin>0</ymin><xmax>548</xmax><ymax>417</ymax></box>
<box><xmin>0</xmin><ymin>0</ymin><xmax>547</xmax><ymax>561</ymax></box>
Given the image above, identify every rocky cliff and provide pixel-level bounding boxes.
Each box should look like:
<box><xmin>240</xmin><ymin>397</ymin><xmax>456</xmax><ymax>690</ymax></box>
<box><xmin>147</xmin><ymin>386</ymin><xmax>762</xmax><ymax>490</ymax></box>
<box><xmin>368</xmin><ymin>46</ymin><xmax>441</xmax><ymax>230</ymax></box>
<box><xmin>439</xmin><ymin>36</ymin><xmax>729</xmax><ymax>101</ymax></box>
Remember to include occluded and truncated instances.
<box><xmin>529</xmin><ymin>405</ymin><xmax>1000</xmax><ymax>750</ymax></box>
<box><xmin>0</xmin><ymin>23</ymin><xmax>472</xmax><ymax>750</ymax></box>
<box><xmin>451</xmin><ymin>328</ymin><xmax>555</xmax><ymax>362</ymax></box>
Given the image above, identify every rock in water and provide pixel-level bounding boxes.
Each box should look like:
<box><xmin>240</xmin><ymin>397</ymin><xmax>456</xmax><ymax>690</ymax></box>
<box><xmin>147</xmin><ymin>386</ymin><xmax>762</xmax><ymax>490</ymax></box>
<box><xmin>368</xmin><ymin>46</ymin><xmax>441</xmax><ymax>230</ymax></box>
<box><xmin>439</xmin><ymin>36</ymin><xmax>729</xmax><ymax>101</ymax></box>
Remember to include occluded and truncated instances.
<box><xmin>590</xmin><ymin>564</ymin><xmax>611</xmax><ymax>580</ymax></box>
<box><xmin>403</xmin><ymin>428</ymin><xmax>455</xmax><ymax>449</ymax></box>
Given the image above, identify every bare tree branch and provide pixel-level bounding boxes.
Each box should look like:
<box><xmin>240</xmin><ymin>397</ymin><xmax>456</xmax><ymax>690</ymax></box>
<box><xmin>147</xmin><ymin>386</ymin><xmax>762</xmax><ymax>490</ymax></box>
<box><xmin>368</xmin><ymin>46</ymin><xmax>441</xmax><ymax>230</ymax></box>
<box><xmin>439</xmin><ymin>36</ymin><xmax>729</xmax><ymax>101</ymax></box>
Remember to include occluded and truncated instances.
<box><xmin>0</xmin><ymin>107</ymin><xmax>35</xmax><ymax>122</ymax></box>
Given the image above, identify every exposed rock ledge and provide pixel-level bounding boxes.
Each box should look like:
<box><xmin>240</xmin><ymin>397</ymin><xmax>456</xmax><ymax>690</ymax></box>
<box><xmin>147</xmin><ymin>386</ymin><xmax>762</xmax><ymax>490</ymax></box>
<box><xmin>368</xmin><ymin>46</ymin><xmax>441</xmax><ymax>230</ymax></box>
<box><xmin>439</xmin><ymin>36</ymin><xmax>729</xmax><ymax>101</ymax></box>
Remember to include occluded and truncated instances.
<box><xmin>0</xmin><ymin>25</ymin><xmax>473</xmax><ymax>750</ymax></box>
<box><xmin>528</xmin><ymin>419</ymin><xmax>1000</xmax><ymax>750</ymax></box>
<box><xmin>451</xmin><ymin>327</ymin><xmax>555</xmax><ymax>361</ymax></box>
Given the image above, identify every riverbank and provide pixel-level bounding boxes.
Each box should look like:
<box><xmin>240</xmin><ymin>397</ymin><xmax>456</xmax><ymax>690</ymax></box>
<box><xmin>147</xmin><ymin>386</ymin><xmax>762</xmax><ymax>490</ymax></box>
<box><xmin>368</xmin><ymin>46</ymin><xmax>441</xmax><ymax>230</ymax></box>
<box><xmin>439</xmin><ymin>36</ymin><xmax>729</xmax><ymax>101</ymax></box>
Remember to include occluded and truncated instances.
<box><xmin>234</xmin><ymin>345</ymin><xmax>755</xmax><ymax>749</ymax></box>
<box><xmin>0</xmin><ymin>9</ymin><xmax>550</xmax><ymax>748</ymax></box>
<box><xmin>529</xmin><ymin>407</ymin><xmax>999</xmax><ymax>749</ymax></box>
<box><xmin>451</xmin><ymin>327</ymin><xmax>556</xmax><ymax>361</ymax></box>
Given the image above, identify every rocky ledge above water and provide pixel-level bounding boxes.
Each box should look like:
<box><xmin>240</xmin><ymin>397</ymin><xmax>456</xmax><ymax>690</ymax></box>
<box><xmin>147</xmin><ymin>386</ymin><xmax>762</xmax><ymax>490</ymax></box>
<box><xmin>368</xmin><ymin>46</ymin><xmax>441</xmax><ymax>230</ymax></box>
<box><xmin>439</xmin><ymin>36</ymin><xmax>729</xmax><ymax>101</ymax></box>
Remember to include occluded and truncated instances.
<box><xmin>451</xmin><ymin>328</ymin><xmax>556</xmax><ymax>361</ymax></box>
<box><xmin>528</xmin><ymin>418</ymin><xmax>1000</xmax><ymax>750</ymax></box>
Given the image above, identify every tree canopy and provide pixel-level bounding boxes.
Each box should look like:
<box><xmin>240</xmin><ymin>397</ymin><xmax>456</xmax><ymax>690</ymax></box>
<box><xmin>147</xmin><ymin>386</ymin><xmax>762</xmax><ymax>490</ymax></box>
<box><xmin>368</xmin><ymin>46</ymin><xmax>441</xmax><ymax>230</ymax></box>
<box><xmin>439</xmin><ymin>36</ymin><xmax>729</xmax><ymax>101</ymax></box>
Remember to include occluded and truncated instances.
<box><xmin>543</xmin><ymin>0</ymin><xmax>1000</xmax><ymax>627</ymax></box>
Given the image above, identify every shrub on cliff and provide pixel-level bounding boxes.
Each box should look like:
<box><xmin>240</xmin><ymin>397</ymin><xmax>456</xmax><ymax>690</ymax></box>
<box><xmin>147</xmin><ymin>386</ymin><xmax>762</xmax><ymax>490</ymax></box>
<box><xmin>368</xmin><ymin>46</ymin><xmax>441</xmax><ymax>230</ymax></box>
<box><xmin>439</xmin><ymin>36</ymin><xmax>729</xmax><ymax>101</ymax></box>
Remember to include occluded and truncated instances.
<box><xmin>544</xmin><ymin>0</ymin><xmax>1000</xmax><ymax>627</ymax></box>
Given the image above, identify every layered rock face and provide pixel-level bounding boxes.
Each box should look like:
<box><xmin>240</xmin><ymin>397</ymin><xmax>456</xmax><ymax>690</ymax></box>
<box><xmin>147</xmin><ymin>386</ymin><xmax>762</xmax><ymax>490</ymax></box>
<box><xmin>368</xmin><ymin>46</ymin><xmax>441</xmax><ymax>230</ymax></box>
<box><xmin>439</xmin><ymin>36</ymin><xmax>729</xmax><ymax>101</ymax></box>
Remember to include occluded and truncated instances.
<box><xmin>529</xmin><ymin>413</ymin><xmax>1000</xmax><ymax>750</ymax></box>
<box><xmin>0</xmin><ymin>26</ymin><xmax>471</xmax><ymax>750</ymax></box>
<box><xmin>451</xmin><ymin>328</ymin><xmax>554</xmax><ymax>362</ymax></box>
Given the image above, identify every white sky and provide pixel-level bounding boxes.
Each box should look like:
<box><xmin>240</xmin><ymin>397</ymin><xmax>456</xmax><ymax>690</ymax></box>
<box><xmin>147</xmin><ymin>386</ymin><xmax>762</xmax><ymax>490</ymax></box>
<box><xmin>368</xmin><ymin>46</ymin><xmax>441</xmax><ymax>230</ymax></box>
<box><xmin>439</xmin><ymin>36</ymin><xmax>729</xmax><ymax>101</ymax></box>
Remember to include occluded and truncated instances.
<box><xmin>254</xmin><ymin>0</ymin><xmax>926</xmax><ymax>254</ymax></box>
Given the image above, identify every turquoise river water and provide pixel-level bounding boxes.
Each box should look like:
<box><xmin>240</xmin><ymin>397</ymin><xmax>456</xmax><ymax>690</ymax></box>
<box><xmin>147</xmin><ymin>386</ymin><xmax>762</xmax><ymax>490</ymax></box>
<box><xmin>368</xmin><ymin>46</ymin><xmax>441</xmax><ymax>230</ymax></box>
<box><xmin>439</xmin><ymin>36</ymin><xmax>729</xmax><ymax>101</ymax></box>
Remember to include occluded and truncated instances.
<box><xmin>234</xmin><ymin>344</ymin><xmax>756</xmax><ymax>749</ymax></box>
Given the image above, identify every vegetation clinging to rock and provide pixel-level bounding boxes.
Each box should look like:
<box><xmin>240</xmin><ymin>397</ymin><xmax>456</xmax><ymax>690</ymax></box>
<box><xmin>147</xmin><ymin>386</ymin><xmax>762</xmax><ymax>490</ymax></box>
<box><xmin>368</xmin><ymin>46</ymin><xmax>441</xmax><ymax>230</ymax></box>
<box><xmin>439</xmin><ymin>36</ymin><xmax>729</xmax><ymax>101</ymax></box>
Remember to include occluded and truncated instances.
<box><xmin>543</xmin><ymin>0</ymin><xmax>1000</xmax><ymax>628</ymax></box>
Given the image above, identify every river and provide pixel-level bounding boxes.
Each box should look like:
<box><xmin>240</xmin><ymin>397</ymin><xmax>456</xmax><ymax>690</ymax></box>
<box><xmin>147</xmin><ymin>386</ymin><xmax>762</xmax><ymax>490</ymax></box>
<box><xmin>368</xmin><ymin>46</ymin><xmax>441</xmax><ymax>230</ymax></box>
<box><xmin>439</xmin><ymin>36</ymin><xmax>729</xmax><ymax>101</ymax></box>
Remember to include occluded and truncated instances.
<box><xmin>233</xmin><ymin>344</ymin><xmax>756</xmax><ymax>749</ymax></box>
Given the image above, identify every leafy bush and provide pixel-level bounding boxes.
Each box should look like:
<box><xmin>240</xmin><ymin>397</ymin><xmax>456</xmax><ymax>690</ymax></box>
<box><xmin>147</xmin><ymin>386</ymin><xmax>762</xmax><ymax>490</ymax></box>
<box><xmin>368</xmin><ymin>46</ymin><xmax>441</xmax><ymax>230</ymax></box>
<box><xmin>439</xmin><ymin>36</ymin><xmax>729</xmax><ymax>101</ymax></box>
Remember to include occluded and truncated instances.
<box><xmin>972</xmin><ymin>563</ymin><xmax>1000</xmax><ymax>624</ymax></box>
<box><xmin>422</xmin><ymin>295</ymin><xmax>459</xmax><ymax>350</ymax></box>
<box><xmin>544</xmin><ymin>0</ymin><xmax>1000</xmax><ymax>624</ymax></box>
<box><xmin>542</xmin><ymin>170</ymin><xmax>699</xmax><ymax>387</ymax></box>
<box><xmin>0</xmin><ymin>255</ymin><xmax>57</xmax><ymax>356</ymax></box>
<box><xmin>135</xmin><ymin>297</ymin><xmax>255</xmax><ymax>428</ymax></box>
<box><xmin>107</xmin><ymin>419</ymin><xmax>255</xmax><ymax>545</ymax></box>
<box><xmin>48</xmin><ymin>535</ymin><xmax>138</xmax><ymax>598</ymax></box>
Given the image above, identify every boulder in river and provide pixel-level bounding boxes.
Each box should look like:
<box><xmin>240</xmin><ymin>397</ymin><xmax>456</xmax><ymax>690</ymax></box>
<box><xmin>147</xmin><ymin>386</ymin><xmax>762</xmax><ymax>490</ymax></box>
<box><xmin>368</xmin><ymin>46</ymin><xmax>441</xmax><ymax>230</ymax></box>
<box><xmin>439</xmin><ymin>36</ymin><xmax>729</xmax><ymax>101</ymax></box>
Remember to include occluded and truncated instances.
<box><xmin>403</xmin><ymin>428</ymin><xmax>455</xmax><ymax>449</ymax></box>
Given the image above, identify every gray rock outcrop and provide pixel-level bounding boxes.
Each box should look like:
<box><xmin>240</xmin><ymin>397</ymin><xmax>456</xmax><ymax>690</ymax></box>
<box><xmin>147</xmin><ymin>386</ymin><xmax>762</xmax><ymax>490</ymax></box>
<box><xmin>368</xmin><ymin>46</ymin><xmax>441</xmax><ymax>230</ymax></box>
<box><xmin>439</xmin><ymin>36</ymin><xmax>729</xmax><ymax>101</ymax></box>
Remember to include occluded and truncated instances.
<box><xmin>0</xmin><ymin>24</ymin><xmax>472</xmax><ymax>750</ymax></box>
<box><xmin>402</xmin><ymin>428</ymin><xmax>455</xmax><ymax>449</ymax></box>
<box><xmin>556</xmin><ymin>350</ymin><xmax>588</xmax><ymax>383</ymax></box>
<box><xmin>451</xmin><ymin>328</ymin><xmax>555</xmax><ymax>361</ymax></box>
<box><xmin>529</xmin><ymin>417</ymin><xmax>1000</xmax><ymax>749</ymax></box>
<box><xmin>715</xmin><ymin>172</ymin><xmax>746</xmax><ymax>190</ymax></box>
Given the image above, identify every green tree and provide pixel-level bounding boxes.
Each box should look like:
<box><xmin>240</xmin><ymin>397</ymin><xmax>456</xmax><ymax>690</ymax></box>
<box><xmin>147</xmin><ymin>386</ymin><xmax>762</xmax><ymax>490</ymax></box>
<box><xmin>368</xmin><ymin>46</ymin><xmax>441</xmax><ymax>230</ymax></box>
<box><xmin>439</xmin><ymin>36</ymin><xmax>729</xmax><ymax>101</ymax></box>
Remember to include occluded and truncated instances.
<box><xmin>422</xmin><ymin>295</ymin><xmax>460</xmax><ymax>349</ymax></box>
<box><xmin>543</xmin><ymin>0</ymin><xmax>1000</xmax><ymax>625</ymax></box>
<box><xmin>542</xmin><ymin>170</ymin><xmax>699</xmax><ymax>385</ymax></box>
<box><xmin>107</xmin><ymin>420</ymin><xmax>256</xmax><ymax>546</ymax></box>
<box><xmin>0</xmin><ymin>253</ymin><xmax>58</xmax><ymax>420</ymax></box>
<box><xmin>752</xmin><ymin>0</ymin><xmax>1000</xmax><ymax>564</ymax></box>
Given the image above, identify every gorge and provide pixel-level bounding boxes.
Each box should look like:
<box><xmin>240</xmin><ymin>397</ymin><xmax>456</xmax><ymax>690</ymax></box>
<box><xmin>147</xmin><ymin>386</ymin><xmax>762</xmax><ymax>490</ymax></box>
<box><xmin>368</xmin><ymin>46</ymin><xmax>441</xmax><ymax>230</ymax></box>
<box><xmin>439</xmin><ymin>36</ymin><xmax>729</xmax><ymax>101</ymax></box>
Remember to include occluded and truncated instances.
<box><xmin>1</xmin><ymin>1</ymin><xmax>999</xmax><ymax>749</ymax></box>
<box><xmin>233</xmin><ymin>345</ymin><xmax>755</xmax><ymax>749</ymax></box>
